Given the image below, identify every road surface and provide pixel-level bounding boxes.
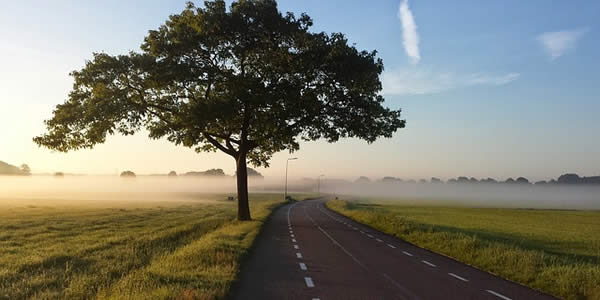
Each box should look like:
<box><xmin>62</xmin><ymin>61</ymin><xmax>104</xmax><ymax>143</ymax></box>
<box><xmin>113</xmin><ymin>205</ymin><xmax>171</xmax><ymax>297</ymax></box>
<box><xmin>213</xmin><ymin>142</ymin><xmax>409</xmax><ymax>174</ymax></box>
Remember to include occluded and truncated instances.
<box><xmin>231</xmin><ymin>199</ymin><xmax>556</xmax><ymax>300</ymax></box>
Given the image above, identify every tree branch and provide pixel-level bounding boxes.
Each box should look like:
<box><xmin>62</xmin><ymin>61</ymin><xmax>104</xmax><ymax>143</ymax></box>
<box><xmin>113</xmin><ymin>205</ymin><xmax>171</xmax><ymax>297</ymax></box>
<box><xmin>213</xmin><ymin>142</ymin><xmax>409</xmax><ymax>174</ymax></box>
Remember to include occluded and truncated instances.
<box><xmin>203</xmin><ymin>132</ymin><xmax>237</xmax><ymax>157</ymax></box>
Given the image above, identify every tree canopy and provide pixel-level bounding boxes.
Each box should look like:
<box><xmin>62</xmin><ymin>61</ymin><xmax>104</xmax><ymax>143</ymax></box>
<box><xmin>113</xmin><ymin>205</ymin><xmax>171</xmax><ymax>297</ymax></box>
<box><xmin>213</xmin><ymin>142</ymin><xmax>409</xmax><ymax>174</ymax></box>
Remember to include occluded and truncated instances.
<box><xmin>34</xmin><ymin>0</ymin><xmax>405</xmax><ymax>220</ymax></box>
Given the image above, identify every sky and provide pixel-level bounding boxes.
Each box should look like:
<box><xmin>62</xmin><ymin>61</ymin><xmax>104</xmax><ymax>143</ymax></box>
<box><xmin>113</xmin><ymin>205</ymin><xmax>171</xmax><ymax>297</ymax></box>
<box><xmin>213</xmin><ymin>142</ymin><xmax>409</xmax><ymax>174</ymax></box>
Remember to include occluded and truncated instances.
<box><xmin>1</xmin><ymin>0</ymin><xmax>599</xmax><ymax>181</ymax></box>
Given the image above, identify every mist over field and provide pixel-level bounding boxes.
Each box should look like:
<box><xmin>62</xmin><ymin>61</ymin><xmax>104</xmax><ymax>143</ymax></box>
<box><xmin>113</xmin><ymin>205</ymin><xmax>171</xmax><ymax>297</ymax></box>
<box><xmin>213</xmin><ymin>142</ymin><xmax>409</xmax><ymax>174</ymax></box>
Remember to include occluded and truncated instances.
<box><xmin>2</xmin><ymin>175</ymin><xmax>599</xmax><ymax>210</ymax></box>
<box><xmin>321</xmin><ymin>181</ymin><xmax>600</xmax><ymax>210</ymax></box>
<box><xmin>0</xmin><ymin>175</ymin><xmax>272</xmax><ymax>206</ymax></box>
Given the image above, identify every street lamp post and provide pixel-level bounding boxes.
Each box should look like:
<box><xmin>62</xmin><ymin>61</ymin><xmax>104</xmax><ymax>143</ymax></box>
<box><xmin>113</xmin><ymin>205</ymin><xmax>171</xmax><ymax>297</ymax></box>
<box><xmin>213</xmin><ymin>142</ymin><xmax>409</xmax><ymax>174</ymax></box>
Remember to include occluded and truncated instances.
<box><xmin>317</xmin><ymin>174</ymin><xmax>325</xmax><ymax>196</ymax></box>
<box><xmin>284</xmin><ymin>157</ymin><xmax>298</xmax><ymax>201</ymax></box>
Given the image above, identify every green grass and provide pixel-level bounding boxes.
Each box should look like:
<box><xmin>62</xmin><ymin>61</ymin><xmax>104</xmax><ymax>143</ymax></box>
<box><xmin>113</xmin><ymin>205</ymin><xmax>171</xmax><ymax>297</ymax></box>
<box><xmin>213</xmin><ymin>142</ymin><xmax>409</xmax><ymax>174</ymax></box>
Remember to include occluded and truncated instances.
<box><xmin>327</xmin><ymin>198</ymin><xmax>600</xmax><ymax>300</ymax></box>
<box><xmin>0</xmin><ymin>193</ymin><xmax>286</xmax><ymax>300</ymax></box>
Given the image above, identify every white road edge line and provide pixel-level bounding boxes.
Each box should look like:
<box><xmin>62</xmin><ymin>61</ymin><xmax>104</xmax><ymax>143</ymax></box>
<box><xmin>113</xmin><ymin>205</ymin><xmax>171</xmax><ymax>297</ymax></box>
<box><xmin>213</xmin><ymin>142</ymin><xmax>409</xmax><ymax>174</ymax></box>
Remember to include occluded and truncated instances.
<box><xmin>304</xmin><ymin>277</ymin><xmax>315</xmax><ymax>288</ymax></box>
<box><xmin>299</xmin><ymin>262</ymin><xmax>307</xmax><ymax>270</ymax></box>
<box><xmin>293</xmin><ymin>245</ymin><xmax>299</xmax><ymax>249</ymax></box>
<box><xmin>448</xmin><ymin>273</ymin><xmax>469</xmax><ymax>282</ymax></box>
<box><xmin>421</xmin><ymin>260</ymin><xmax>436</xmax><ymax>267</ymax></box>
<box><xmin>387</xmin><ymin>244</ymin><xmax>396</xmax><ymax>249</ymax></box>
<box><xmin>402</xmin><ymin>251</ymin><xmax>413</xmax><ymax>257</ymax></box>
<box><xmin>296</xmin><ymin>252</ymin><xmax>303</xmax><ymax>259</ymax></box>
<box><xmin>376</xmin><ymin>238</ymin><xmax>383</xmax><ymax>242</ymax></box>
<box><xmin>292</xmin><ymin>239</ymin><xmax>296</xmax><ymax>242</ymax></box>
<box><xmin>486</xmin><ymin>290</ymin><xmax>512</xmax><ymax>300</ymax></box>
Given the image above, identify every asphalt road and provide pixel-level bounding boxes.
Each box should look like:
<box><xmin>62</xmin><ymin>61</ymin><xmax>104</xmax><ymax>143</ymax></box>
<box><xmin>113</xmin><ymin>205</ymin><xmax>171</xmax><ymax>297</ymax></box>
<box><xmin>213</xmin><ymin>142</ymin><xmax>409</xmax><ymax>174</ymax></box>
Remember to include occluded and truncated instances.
<box><xmin>231</xmin><ymin>199</ymin><xmax>557</xmax><ymax>300</ymax></box>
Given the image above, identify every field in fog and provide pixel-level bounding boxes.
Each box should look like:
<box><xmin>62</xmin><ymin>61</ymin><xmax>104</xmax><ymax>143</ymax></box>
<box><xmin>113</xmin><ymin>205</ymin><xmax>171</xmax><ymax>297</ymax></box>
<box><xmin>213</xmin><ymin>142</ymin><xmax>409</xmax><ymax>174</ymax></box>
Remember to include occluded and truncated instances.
<box><xmin>0</xmin><ymin>190</ymin><xmax>286</xmax><ymax>300</ymax></box>
<box><xmin>324</xmin><ymin>182</ymin><xmax>600</xmax><ymax>210</ymax></box>
<box><xmin>327</xmin><ymin>198</ymin><xmax>600</xmax><ymax>300</ymax></box>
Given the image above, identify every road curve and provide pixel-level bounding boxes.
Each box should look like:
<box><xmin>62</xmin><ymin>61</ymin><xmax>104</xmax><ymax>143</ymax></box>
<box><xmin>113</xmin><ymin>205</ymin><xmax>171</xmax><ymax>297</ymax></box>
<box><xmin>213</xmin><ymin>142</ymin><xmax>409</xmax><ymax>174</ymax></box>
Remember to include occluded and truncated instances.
<box><xmin>231</xmin><ymin>199</ymin><xmax>557</xmax><ymax>300</ymax></box>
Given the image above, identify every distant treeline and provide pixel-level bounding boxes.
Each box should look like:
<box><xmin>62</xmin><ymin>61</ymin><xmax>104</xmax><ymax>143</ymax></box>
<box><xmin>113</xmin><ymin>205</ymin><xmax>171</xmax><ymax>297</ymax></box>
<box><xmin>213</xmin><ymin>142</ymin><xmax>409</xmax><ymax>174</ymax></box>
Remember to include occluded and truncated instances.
<box><xmin>145</xmin><ymin>168</ymin><xmax>264</xmax><ymax>178</ymax></box>
<box><xmin>356</xmin><ymin>173</ymin><xmax>600</xmax><ymax>185</ymax></box>
<box><xmin>0</xmin><ymin>161</ymin><xmax>31</xmax><ymax>176</ymax></box>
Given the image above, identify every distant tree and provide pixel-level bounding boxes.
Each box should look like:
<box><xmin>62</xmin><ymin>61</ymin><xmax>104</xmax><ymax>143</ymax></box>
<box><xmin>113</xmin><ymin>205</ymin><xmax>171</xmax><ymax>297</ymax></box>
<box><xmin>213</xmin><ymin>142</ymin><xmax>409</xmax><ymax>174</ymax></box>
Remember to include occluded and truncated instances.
<box><xmin>355</xmin><ymin>176</ymin><xmax>371</xmax><ymax>184</ymax></box>
<box><xmin>380</xmin><ymin>176</ymin><xmax>401</xmax><ymax>183</ymax></box>
<box><xmin>168</xmin><ymin>171</ymin><xmax>178</xmax><ymax>177</ymax></box>
<box><xmin>247</xmin><ymin>168</ymin><xmax>264</xmax><ymax>178</ymax></box>
<box><xmin>505</xmin><ymin>178</ymin><xmax>515</xmax><ymax>184</ymax></box>
<box><xmin>447</xmin><ymin>178</ymin><xmax>457</xmax><ymax>184</ymax></box>
<box><xmin>20</xmin><ymin>164</ymin><xmax>31</xmax><ymax>176</ymax></box>
<box><xmin>534</xmin><ymin>180</ymin><xmax>547</xmax><ymax>185</ymax></box>
<box><xmin>185</xmin><ymin>168</ymin><xmax>227</xmax><ymax>176</ymax></box>
<box><xmin>481</xmin><ymin>178</ymin><xmax>497</xmax><ymax>184</ymax></box>
<box><xmin>120</xmin><ymin>171</ymin><xmax>136</xmax><ymax>178</ymax></box>
<box><xmin>0</xmin><ymin>161</ymin><xmax>26</xmax><ymax>175</ymax></box>
<box><xmin>557</xmin><ymin>173</ymin><xmax>581</xmax><ymax>184</ymax></box>
<box><xmin>54</xmin><ymin>172</ymin><xmax>64</xmax><ymax>177</ymax></box>
<box><xmin>406</xmin><ymin>179</ymin><xmax>417</xmax><ymax>184</ymax></box>
<box><xmin>469</xmin><ymin>177</ymin><xmax>479</xmax><ymax>183</ymax></box>
<box><xmin>516</xmin><ymin>177</ymin><xmax>530</xmax><ymax>184</ymax></box>
<box><xmin>419</xmin><ymin>179</ymin><xmax>427</xmax><ymax>184</ymax></box>
<box><xmin>430</xmin><ymin>177</ymin><xmax>442</xmax><ymax>184</ymax></box>
<box><xmin>456</xmin><ymin>176</ymin><xmax>470</xmax><ymax>184</ymax></box>
<box><xmin>33</xmin><ymin>0</ymin><xmax>405</xmax><ymax>220</ymax></box>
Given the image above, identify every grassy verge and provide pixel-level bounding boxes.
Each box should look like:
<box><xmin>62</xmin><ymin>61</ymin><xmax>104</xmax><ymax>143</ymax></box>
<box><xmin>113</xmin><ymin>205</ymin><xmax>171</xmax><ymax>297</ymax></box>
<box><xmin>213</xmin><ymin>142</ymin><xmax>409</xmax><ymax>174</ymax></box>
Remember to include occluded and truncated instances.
<box><xmin>0</xmin><ymin>193</ymin><xmax>286</xmax><ymax>299</ymax></box>
<box><xmin>326</xmin><ymin>198</ymin><xmax>600</xmax><ymax>300</ymax></box>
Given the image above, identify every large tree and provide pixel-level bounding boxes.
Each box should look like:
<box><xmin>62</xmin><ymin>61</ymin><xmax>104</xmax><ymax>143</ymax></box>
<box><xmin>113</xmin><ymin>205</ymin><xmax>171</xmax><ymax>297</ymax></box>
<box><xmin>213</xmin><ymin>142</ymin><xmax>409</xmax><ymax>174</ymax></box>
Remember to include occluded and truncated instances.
<box><xmin>34</xmin><ymin>0</ymin><xmax>405</xmax><ymax>220</ymax></box>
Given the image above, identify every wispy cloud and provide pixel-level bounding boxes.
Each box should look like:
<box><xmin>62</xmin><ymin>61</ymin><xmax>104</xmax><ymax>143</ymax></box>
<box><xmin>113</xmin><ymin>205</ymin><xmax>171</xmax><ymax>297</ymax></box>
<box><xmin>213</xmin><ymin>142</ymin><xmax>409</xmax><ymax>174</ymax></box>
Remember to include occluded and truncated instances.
<box><xmin>398</xmin><ymin>0</ymin><xmax>420</xmax><ymax>64</ymax></box>
<box><xmin>382</xmin><ymin>68</ymin><xmax>520</xmax><ymax>95</ymax></box>
<box><xmin>537</xmin><ymin>28</ymin><xmax>587</xmax><ymax>60</ymax></box>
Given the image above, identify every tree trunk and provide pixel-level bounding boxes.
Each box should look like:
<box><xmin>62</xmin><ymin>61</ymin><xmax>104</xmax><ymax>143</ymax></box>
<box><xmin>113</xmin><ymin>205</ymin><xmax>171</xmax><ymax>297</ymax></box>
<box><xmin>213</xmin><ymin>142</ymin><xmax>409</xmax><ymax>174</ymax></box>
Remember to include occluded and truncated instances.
<box><xmin>235</xmin><ymin>153</ymin><xmax>252</xmax><ymax>221</ymax></box>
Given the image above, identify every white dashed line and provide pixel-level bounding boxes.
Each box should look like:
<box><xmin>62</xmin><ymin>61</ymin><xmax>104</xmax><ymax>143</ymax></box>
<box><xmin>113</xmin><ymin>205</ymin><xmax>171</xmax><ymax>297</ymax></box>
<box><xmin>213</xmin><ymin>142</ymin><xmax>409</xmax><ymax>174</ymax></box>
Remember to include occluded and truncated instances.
<box><xmin>290</xmin><ymin>234</ymin><xmax>295</xmax><ymax>238</ymax></box>
<box><xmin>402</xmin><ymin>251</ymin><xmax>414</xmax><ymax>257</ymax></box>
<box><xmin>448</xmin><ymin>273</ymin><xmax>469</xmax><ymax>282</ymax></box>
<box><xmin>293</xmin><ymin>244</ymin><xmax>299</xmax><ymax>249</ymax></box>
<box><xmin>289</xmin><ymin>230</ymin><xmax>293</xmax><ymax>233</ymax></box>
<box><xmin>304</xmin><ymin>277</ymin><xmax>315</xmax><ymax>287</ymax></box>
<box><xmin>296</xmin><ymin>252</ymin><xmax>303</xmax><ymax>259</ymax></box>
<box><xmin>299</xmin><ymin>262</ymin><xmax>307</xmax><ymax>270</ymax></box>
<box><xmin>486</xmin><ymin>290</ymin><xmax>512</xmax><ymax>300</ymax></box>
<box><xmin>360</xmin><ymin>231</ymin><xmax>365</xmax><ymax>234</ymax></box>
<box><xmin>387</xmin><ymin>244</ymin><xmax>396</xmax><ymax>249</ymax></box>
<box><xmin>367</xmin><ymin>234</ymin><xmax>374</xmax><ymax>238</ymax></box>
<box><xmin>376</xmin><ymin>238</ymin><xmax>383</xmax><ymax>242</ymax></box>
<box><xmin>292</xmin><ymin>239</ymin><xmax>296</xmax><ymax>242</ymax></box>
<box><xmin>421</xmin><ymin>260</ymin><xmax>436</xmax><ymax>267</ymax></box>
<box><xmin>312</xmin><ymin>298</ymin><xmax>320</xmax><ymax>300</ymax></box>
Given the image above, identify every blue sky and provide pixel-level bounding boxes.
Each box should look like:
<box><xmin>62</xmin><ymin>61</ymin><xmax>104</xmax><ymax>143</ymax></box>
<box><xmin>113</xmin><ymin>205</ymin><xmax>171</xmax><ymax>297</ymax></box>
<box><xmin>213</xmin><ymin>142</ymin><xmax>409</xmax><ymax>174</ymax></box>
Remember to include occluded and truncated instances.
<box><xmin>0</xmin><ymin>0</ymin><xmax>599</xmax><ymax>181</ymax></box>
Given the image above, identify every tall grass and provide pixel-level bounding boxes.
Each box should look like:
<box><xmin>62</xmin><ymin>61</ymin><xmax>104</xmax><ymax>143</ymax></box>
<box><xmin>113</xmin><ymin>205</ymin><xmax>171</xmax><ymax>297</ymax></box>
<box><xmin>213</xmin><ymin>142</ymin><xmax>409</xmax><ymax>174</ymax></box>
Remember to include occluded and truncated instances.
<box><xmin>0</xmin><ymin>194</ymin><xmax>285</xmax><ymax>299</ymax></box>
<box><xmin>327</xmin><ymin>199</ymin><xmax>600</xmax><ymax>300</ymax></box>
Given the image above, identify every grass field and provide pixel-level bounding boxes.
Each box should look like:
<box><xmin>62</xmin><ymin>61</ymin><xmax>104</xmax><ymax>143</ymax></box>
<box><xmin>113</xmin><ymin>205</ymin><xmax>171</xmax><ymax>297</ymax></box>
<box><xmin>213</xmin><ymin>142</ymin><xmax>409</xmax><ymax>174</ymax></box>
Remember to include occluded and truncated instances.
<box><xmin>0</xmin><ymin>193</ymin><xmax>287</xmax><ymax>300</ymax></box>
<box><xmin>327</xmin><ymin>198</ymin><xmax>600</xmax><ymax>300</ymax></box>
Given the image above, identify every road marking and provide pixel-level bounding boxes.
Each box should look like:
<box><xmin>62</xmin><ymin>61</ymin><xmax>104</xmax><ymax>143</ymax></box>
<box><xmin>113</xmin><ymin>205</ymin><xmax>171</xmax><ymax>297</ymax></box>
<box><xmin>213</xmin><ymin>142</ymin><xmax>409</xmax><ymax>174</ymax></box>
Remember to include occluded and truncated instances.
<box><xmin>486</xmin><ymin>290</ymin><xmax>512</xmax><ymax>300</ymax></box>
<box><xmin>305</xmin><ymin>211</ymin><xmax>369</xmax><ymax>270</ymax></box>
<box><xmin>292</xmin><ymin>239</ymin><xmax>296</xmax><ymax>242</ymax></box>
<box><xmin>304</xmin><ymin>277</ymin><xmax>315</xmax><ymax>287</ymax></box>
<box><xmin>367</xmin><ymin>234</ymin><xmax>374</xmax><ymax>238</ymax></box>
<box><xmin>421</xmin><ymin>260</ymin><xmax>436</xmax><ymax>267</ymax></box>
<box><xmin>448</xmin><ymin>273</ymin><xmax>469</xmax><ymax>282</ymax></box>
<box><xmin>387</xmin><ymin>244</ymin><xmax>396</xmax><ymax>249</ymax></box>
<box><xmin>376</xmin><ymin>238</ymin><xmax>383</xmax><ymax>242</ymax></box>
<box><xmin>294</xmin><ymin>244</ymin><xmax>299</xmax><ymax>249</ymax></box>
<box><xmin>299</xmin><ymin>262</ymin><xmax>307</xmax><ymax>270</ymax></box>
<box><xmin>360</xmin><ymin>230</ymin><xmax>365</xmax><ymax>234</ymax></box>
<box><xmin>296</xmin><ymin>252</ymin><xmax>303</xmax><ymax>258</ymax></box>
<box><xmin>289</xmin><ymin>230</ymin><xmax>293</xmax><ymax>233</ymax></box>
<box><xmin>402</xmin><ymin>251</ymin><xmax>413</xmax><ymax>257</ymax></box>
